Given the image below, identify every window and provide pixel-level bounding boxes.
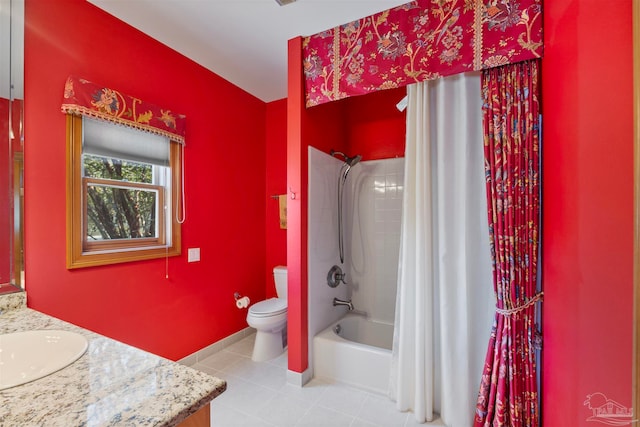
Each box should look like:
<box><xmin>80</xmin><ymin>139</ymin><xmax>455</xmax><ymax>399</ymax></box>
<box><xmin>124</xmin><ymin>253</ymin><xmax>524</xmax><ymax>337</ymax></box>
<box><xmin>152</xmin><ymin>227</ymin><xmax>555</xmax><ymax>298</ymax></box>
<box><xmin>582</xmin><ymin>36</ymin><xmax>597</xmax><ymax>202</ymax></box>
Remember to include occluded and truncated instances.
<box><xmin>66</xmin><ymin>115</ymin><xmax>182</xmax><ymax>268</ymax></box>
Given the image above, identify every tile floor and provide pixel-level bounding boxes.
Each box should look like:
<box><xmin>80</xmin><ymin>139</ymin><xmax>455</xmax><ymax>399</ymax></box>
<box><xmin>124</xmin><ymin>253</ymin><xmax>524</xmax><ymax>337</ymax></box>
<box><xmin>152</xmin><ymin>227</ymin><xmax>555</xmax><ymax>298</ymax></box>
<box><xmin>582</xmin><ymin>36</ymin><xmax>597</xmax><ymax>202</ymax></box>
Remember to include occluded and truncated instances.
<box><xmin>189</xmin><ymin>333</ymin><xmax>444</xmax><ymax>427</ymax></box>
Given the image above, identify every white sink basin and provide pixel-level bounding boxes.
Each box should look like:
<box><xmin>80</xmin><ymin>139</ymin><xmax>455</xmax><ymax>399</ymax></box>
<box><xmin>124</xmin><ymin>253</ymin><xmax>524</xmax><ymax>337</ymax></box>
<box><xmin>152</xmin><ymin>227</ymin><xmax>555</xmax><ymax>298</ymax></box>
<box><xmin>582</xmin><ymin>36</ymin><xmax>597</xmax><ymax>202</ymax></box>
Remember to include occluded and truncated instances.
<box><xmin>0</xmin><ymin>330</ymin><xmax>88</xmax><ymax>390</ymax></box>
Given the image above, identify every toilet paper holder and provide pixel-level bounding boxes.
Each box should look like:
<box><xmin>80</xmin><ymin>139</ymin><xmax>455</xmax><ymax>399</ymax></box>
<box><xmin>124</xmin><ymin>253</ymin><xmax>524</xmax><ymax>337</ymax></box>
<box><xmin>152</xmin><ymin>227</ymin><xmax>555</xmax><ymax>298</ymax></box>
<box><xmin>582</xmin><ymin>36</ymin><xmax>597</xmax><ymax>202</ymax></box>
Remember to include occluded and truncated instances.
<box><xmin>234</xmin><ymin>292</ymin><xmax>250</xmax><ymax>309</ymax></box>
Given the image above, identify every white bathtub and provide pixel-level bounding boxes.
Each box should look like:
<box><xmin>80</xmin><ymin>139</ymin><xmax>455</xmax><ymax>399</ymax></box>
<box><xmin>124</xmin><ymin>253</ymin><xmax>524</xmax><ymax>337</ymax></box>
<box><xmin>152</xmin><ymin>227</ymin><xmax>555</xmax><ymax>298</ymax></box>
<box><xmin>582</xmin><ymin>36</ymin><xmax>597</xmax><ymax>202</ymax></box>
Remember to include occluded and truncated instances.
<box><xmin>313</xmin><ymin>314</ymin><xmax>393</xmax><ymax>394</ymax></box>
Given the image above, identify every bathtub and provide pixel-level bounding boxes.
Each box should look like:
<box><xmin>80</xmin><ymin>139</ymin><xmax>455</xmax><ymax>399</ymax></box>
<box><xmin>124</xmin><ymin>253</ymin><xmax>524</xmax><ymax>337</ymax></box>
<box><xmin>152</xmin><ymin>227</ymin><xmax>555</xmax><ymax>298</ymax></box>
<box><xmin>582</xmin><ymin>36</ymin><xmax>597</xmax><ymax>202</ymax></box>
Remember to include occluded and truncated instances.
<box><xmin>313</xmin><ymin>313</ymin><xmax>393</xmax><ymax>394</ymax></box>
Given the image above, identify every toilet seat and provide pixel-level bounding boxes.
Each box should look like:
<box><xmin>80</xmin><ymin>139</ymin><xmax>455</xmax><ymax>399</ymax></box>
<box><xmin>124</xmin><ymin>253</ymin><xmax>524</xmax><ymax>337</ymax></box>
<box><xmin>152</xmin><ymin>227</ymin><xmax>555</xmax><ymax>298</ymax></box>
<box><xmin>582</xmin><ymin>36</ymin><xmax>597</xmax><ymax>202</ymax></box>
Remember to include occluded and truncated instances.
<box><xmin>249</xmin><ymin>298</ymin><xmax>287</xmax><ymax>318</ymax></box>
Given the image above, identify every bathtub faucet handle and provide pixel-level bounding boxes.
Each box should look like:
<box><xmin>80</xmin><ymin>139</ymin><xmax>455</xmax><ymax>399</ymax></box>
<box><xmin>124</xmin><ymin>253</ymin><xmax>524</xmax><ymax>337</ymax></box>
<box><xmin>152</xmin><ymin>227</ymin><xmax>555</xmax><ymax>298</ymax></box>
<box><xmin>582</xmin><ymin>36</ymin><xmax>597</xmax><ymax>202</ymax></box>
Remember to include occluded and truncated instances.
<box><xmin>327</xmin><ymin>265</ymin><xmax>347</xmax><ymax>288</ymax></box>
<box><xmin>333</xmin><ymin>297</ymin><xmax>354</xmax><ymax>311</ymax></box>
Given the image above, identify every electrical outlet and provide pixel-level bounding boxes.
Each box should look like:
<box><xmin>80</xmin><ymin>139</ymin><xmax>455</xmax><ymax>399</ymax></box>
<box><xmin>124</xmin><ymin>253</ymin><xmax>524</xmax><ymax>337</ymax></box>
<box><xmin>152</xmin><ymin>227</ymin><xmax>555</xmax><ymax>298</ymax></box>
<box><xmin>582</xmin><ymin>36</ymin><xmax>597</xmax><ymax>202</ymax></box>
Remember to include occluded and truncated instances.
<box><xmin>187</xmin><ymin>248</ymin><xmax>200</xmax><ymax>262</ymax></box>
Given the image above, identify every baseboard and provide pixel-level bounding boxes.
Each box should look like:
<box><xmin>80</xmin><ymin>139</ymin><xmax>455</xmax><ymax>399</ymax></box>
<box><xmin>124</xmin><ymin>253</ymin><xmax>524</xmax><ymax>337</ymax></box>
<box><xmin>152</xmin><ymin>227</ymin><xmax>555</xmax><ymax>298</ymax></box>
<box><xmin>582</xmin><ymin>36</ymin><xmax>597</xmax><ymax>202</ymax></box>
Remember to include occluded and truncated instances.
<box><xmin>178</xmin><ymin>327</ymin><xmax>254</xmax><ymax>366</ymax></box>
<box><xmin>287</xmin><ymin>367</ymin><xmax>313</xmax><ymax>387</ymax></box>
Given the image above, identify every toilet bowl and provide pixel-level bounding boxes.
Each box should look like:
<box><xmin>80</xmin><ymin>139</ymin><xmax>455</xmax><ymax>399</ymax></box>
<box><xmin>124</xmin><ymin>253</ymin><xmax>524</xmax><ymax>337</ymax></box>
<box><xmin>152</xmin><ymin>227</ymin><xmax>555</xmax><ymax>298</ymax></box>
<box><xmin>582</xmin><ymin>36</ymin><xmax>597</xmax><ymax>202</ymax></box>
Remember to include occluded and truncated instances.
<box><xmin>246</xmin><ymin>266</ymin><xmax>287</xmax><ymax>361</ymax></box>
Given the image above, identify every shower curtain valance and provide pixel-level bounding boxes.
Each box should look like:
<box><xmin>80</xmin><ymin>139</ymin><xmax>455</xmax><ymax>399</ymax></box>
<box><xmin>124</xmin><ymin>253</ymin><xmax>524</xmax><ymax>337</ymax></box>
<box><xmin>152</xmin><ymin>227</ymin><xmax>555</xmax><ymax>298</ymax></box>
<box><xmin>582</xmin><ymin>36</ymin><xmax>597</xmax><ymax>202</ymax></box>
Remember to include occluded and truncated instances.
<box><xmin>302</xmin><ymin>0</ymin><xmax>542</xmax><ymax>108</ymax></box>
<box><xmin>61</xmin><ymin>76</ymin><xmax>186</xmax><ymax>144</ymax></box>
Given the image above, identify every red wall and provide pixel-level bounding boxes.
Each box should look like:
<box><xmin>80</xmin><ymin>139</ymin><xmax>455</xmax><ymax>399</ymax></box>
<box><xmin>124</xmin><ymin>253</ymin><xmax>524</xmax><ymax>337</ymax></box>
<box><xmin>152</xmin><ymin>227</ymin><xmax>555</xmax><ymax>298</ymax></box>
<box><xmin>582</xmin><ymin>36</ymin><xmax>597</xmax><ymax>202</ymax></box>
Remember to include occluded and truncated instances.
<box><xmin>542</xmin><ymin>0</ymin><xmax>634</xmax><ymax>425</ymax></box>
<box><xmin>286</xmin><ymin>37</ymin><xmax>308</xmax><ymax>373</ymax></box>
<box><xmin>345</xmin><ymin>87</ymin><xmax>406</xmax><ymax>160</ymax></box>
<box><xmin>24</xmin><ymin>0</ymin><xmax>267</xmax><ymax>360</ymax></box>
<box><xmin>265</xmin><ymin>99</ymin><xmax>287</xmax><ymax>298</ymax></box>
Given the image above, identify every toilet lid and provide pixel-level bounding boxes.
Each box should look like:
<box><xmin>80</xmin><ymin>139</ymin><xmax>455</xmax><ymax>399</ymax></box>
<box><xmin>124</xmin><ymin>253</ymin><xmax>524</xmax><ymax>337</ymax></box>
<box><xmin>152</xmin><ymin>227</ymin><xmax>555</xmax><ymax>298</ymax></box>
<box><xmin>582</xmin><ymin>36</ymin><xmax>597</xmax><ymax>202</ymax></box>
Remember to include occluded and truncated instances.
<box><xmin>249</xmin><ymin>298</ymin><xmax>287</xmax><ymax>316</ymax></box>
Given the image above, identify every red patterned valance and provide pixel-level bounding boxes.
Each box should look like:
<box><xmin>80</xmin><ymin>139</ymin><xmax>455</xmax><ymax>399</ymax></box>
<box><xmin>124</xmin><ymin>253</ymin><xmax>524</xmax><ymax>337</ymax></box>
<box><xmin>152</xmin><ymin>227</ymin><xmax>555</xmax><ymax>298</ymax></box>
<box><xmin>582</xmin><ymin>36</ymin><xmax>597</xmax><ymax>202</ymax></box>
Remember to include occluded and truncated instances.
<box><xmin>303</xmin><ymin>0</ymin><xmax>542</xmax><ymax>107</ymax></box>
<box><xmin>61</xmin><ymin>76</ymin><xmax>186</xmax><ymax>144</ymax></box>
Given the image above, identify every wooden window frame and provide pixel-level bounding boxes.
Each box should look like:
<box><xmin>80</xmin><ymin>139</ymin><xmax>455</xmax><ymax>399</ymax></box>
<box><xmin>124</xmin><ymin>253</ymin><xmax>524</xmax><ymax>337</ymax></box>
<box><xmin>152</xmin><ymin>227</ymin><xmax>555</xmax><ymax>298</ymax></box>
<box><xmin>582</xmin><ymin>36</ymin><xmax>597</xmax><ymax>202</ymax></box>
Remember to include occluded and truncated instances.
<box><xmin>66</xmin><ymin>115</ymin><xmax>181</xmax><ymax>269</ymax></box>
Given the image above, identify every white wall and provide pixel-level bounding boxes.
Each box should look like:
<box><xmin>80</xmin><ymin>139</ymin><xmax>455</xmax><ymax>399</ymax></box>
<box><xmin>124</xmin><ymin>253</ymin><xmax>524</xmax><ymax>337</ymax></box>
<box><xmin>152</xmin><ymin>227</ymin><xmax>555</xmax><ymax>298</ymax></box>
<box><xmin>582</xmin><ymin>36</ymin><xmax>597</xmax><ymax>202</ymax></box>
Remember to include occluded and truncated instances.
<box><xmin>345</xmin><ymin>158</ymin><xmax>403</xmax><ymax>324</ymax></box>
<box><xmin>308</xmin><ymin>148</ymin><xmax>404</xmax><ymax>375</ymax></box>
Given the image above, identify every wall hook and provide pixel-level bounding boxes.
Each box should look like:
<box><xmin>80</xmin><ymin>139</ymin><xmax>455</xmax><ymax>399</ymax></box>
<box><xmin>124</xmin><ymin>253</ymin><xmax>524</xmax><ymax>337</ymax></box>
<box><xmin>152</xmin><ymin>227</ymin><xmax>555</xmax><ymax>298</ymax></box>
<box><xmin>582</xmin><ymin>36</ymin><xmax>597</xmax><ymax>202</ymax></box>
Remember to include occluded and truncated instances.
<box><xmin>289</xmin><ymin>187</ymin><xmax>296</xmax><ymax>200</ymax></box>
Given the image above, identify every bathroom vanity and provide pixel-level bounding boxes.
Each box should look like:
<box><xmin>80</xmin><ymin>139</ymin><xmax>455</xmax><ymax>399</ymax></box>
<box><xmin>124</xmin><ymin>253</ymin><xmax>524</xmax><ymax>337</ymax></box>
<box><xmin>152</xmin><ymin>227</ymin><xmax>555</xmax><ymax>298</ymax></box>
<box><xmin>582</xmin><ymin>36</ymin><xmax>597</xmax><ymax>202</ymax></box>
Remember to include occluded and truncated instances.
<box><xmin>0</xmin><ymin>293</ymin><xmax>226</xmax><ymax>426</ymax></box>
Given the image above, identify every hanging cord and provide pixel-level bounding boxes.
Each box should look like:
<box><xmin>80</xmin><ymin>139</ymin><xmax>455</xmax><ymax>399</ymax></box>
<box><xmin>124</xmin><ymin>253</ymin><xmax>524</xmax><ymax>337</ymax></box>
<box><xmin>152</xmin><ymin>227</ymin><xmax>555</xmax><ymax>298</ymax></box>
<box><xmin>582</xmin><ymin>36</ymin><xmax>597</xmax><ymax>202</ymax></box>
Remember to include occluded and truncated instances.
<box><xmin>495</xmin><ymin>292</ymin><xmax>544</xmax><ymax>316</ymax></box>
<box><xmin>176</xmin><ymin>143</ymin><xmax>186</xmax><ymax>224</ymax></box>
<box><xmin>165</xmin><ymin>244</ymin><xmax>169</xmax><ymax>279</ymax></box>
<box><xmin>164</xmin><ymin>144</ymin><xmax>187</xmax><ymax>279</ymax></box>
<box><xmin>166</xmin><ymin>143</ymin><xmax>186</xmax><ymax>279</ymax></box>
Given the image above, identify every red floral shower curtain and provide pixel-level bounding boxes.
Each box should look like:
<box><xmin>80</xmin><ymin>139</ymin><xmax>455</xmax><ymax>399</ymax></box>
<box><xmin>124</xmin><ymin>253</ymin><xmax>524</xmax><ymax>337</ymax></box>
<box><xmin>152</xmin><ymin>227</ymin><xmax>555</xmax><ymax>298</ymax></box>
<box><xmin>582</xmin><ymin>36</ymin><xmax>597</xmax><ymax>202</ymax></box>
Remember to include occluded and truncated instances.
<box><xmin>475</xmin><ymin>59</ymin><xmax>542</xmax><ymax>427</ymax></box>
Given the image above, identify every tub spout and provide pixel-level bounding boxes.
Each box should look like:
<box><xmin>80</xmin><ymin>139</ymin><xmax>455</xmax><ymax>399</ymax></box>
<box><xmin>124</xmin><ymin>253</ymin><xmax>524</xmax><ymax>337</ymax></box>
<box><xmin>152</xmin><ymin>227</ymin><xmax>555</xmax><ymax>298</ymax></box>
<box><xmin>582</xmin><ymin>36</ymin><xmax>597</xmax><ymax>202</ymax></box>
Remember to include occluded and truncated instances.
<box><xmin>333</xmin><ymin>297</ymin><xmax>354</xmax><ymax>311</ymax></box>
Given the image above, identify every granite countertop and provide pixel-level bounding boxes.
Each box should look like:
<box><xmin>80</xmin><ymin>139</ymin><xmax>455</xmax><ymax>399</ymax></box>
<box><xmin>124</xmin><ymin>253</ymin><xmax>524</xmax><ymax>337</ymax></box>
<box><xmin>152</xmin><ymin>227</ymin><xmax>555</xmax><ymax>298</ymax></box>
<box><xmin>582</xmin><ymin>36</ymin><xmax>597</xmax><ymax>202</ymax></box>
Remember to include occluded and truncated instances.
<box><xmin>0</xmin><ymin>298</ymin><xmax>226</xmax><ymax>426</ymax></box>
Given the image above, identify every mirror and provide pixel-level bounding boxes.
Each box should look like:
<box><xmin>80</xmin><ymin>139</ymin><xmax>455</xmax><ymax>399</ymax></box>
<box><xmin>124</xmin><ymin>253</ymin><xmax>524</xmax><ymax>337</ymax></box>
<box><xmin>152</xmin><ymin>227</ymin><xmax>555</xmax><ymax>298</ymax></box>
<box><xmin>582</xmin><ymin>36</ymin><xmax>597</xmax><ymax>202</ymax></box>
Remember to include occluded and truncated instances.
<box><xmin>0</xmin><ymin>0</ymin><xmax>24</xmax><ymax>294</ymax></box>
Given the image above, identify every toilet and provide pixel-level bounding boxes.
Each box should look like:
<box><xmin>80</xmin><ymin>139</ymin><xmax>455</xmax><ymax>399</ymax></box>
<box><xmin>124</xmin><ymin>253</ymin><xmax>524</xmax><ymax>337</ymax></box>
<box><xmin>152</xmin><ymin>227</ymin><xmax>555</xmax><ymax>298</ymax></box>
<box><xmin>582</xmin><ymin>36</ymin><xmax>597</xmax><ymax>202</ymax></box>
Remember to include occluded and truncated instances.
<box><xmin>246</xmin><ymin>266</ymin><xmax>287</xmax><ymax>361</ymax></box>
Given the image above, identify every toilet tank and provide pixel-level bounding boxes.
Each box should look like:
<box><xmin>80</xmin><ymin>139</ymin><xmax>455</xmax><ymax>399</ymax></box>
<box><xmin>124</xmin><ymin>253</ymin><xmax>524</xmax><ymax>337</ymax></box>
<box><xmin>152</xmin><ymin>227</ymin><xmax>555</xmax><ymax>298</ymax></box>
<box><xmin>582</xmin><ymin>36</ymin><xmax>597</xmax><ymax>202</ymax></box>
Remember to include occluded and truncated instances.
<box><xmin>273</xmin><ymin>266</ymin><xmax>287</xmax><ymax>299</ymax></box>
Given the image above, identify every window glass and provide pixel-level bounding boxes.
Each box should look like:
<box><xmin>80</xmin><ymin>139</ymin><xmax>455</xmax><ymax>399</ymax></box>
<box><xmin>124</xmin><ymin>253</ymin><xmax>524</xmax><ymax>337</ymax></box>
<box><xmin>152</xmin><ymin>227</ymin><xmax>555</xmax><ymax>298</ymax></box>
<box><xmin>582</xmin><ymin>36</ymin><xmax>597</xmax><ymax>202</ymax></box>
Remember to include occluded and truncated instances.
<box><xmin>83</xmin><ymin>155</ymin><xmax>161</xmax><ymax>242</ymax></box>
<box><xmin>83</xmin><ymin>155</ymin><xmax>153</xmax><ymax>182</ymax></box>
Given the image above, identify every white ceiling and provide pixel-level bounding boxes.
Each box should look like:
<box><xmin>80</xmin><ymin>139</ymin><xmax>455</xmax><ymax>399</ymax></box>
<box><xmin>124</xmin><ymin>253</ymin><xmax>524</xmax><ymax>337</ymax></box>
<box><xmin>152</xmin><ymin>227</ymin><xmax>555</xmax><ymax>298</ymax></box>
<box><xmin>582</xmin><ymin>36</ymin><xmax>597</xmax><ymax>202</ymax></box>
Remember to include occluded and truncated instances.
<box><xmin>88</xmin><ymin>0</ymin><xmax>410</xmax><ymax>103</ymax></box>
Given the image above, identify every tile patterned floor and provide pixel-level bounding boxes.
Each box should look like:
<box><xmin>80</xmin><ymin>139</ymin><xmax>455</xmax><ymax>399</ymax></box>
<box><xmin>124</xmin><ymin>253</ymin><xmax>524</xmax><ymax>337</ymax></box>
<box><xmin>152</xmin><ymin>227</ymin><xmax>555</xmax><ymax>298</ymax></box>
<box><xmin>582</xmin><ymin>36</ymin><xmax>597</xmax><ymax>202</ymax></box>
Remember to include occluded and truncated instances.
<box><xmin>190</xmin><ymin>333</ymin><xmax>445</xmax><ymax>427</ymax></box>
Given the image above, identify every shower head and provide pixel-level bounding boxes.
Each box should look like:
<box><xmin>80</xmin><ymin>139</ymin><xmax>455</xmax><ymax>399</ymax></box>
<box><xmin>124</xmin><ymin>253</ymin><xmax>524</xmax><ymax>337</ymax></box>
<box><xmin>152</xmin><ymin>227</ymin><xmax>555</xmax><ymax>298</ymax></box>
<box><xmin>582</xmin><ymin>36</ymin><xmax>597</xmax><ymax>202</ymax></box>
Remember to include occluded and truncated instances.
<box><xmin>346</xmin><ymin>154</ymin><xmax>362</xmax><ymax>167</ymax></box>
<box><xmin>330</xmin><ymin>150</ymin><xmax>362</xmax><ymax>167</ymax></box>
